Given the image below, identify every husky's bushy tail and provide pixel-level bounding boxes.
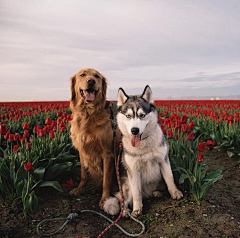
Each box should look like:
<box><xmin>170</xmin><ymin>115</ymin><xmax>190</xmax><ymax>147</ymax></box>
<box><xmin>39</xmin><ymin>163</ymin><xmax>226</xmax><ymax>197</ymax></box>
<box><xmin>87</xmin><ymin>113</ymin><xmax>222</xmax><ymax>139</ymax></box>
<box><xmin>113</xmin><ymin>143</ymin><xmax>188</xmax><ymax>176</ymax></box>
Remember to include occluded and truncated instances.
<box><xmin>103</xmin><ymin>196</ymin><xmax>120</xmax><ymax>215</ymax></box>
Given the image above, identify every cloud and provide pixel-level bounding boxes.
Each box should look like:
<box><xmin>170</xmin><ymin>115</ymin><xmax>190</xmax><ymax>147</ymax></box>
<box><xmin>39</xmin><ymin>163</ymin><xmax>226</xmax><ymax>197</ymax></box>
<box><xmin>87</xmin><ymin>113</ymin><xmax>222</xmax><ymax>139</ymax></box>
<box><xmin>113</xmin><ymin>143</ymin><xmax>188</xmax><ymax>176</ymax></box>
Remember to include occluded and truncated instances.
<box><xmin>0</xmin><ymin>0</ymin><xmax>240</xmax><ymax>100</ymax></box>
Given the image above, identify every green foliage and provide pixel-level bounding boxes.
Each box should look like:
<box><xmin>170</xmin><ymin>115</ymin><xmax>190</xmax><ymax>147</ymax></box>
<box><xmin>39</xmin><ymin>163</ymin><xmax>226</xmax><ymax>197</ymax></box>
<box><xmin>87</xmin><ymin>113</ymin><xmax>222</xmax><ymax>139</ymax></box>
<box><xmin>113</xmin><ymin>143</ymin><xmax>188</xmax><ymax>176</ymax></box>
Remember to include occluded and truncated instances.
<box><xmin>0</xmin><ymin>125</ymin><xmax>79</xmax><ymax>215</ymax></box>
<box><xmin>168</xmin><ymin>133</ymin><xmax>222</xmax><ymax>204</ymax></box>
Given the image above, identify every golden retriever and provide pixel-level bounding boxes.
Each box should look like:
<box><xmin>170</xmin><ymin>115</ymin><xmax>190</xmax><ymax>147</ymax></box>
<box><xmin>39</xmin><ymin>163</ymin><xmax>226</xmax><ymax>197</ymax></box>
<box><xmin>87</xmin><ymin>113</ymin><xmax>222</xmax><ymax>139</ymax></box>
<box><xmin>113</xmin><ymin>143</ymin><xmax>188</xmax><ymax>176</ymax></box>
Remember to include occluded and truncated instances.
<box><xmin>69</xmin><ymin>68</ymin><xmax>114</xmax><ymax>209</ymax></box>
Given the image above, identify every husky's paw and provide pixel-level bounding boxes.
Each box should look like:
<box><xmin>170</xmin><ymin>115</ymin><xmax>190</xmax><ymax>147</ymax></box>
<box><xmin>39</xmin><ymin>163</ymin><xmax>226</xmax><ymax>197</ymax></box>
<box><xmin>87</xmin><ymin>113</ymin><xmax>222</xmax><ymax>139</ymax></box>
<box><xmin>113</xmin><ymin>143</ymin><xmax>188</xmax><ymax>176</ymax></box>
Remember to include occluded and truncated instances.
<box><xmin>153</xmin><ymin>191</ymin><xmax>162</xmax><ymax>198</ymax></box>
<box><xmin>103</xmin><ymin>197</ymin><xmax>120</xmax><ymax>215</ymax></box>
<box><xmin>122</xmin><ymin>208</ymin><xmax>131</xmax><ymax>218</ymax></box>
<box><xmin>131</xmin><ymin>209</ymin><xmax>142</xmax><ymax>218</ymax></box>
<box><xmin>170</xmin><ymin>189</ymin><xmax>183</xmax><ymax>200</ymax></box>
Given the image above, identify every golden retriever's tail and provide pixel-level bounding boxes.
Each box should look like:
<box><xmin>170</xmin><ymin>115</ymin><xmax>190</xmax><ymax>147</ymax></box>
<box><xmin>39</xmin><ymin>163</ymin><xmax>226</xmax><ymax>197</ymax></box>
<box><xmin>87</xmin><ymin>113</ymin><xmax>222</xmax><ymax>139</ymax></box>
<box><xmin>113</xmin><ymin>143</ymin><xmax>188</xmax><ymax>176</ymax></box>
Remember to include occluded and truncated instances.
<box><xmin>103</xmin><ymin>196</ymin><xmax>120</xmax><ymax>215</ymax></box>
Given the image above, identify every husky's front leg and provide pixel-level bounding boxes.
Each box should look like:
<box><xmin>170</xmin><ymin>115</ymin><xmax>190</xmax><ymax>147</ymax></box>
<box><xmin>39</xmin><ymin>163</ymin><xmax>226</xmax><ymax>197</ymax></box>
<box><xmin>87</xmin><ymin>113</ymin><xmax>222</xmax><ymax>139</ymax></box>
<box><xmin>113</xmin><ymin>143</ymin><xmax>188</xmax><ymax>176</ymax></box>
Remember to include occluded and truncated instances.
<box><xmin>127</xmin><ymin>170</ymin><xmax>142</xmax><ymax>217</ymax></box>
<box><xmin>160</xmin><ymin>156</ymin><xmax>183</xmax><ymax>200</ymax></box>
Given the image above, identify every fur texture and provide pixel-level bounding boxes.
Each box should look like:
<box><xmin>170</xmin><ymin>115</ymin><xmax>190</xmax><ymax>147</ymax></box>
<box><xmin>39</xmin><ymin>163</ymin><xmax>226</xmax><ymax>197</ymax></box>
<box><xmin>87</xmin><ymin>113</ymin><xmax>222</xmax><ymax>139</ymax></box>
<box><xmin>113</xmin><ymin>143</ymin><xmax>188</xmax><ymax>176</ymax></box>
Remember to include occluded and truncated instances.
<box><xmin>69</xmin><ymin>68</ymin><xmax>114</xmax><ymax>209</ymax></box>
<box><xmin>103</xmin><ymin>85</ymin><xmax>183</xmax><ymax>217</ymax></box>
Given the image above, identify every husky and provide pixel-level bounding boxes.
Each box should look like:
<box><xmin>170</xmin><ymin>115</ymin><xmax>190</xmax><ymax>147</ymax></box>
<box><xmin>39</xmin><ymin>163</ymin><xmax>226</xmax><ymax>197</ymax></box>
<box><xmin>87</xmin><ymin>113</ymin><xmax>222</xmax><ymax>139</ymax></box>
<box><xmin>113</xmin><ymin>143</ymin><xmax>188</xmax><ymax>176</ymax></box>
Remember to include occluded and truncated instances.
<box><xmin>103</xmin><ymin>85</ymin><xmax>183</xmax><ymax>217</ymax></box>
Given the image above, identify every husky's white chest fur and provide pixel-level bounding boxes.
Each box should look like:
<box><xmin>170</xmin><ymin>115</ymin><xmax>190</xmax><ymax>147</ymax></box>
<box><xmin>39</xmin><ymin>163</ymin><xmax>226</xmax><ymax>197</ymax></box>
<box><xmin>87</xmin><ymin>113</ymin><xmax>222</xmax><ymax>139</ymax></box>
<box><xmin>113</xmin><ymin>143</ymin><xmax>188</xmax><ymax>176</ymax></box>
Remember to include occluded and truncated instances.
<box><xmin>103</xmin><ymin>85</ymin><xmax>183</xmax><ymax>217</ymax></box>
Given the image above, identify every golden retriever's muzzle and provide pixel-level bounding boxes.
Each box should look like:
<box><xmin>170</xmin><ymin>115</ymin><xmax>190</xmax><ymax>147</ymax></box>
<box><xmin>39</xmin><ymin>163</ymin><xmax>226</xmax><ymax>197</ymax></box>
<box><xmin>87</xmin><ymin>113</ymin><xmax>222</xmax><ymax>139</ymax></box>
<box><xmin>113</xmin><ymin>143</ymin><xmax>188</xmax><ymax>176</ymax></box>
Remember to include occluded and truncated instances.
<box><xmin>80</xmin><ymin>77</ymin><xmax>99</xmax><ymax>103</ymax></box>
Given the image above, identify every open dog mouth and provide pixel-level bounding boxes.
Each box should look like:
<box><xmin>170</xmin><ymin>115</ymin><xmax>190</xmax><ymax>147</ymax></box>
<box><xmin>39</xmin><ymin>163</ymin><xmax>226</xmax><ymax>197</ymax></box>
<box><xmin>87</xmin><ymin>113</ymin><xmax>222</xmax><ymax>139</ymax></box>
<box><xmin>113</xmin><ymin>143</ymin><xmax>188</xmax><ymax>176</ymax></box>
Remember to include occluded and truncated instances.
<box><xmin>80</xmin><ymin>89</ymin><xmax>98</xmax><ymax>102</ymax></box>
<box><xmin>131</xmin><ymin>133</ymin><xmax>143</xmax><ymax>147</ymax></box>
<box><xmin>131</xmin><ymin>133</ymin><xmax>148</xmax><ymax>147</ymax></box>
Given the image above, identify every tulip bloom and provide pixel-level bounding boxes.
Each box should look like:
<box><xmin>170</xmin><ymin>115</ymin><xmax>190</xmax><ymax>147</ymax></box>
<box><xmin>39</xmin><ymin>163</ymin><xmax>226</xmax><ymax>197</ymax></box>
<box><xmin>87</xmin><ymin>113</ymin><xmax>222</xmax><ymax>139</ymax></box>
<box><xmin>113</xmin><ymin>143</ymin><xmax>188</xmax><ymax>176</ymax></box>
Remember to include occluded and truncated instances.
<box><xmin>61</xmin><ymin>178</ymin><xmax>74</xmax><ymax>188</ymax></box>
<box><xmin>59</xmin><ymin>126</ymin><xmax>66</xmax><ymax>133</ymax></box>
<box><xmin>13</xmin><ymin>144</ymin><xmax>20</xmax><ymax>153</ymax></box>
<box><xmin>0</xmin><ymin>125</ymin><xmax>8</xmax><ymax>135</ymax></box>
<box><xmin>23</xmin><ymin>130</ymin><xmax>29</xmax><ymax>138</ymax></box>
<box><xmin>187</xmin><ymin>132</ymin><xmax>194</xmax><ymax>141</ymax></box>
<box><xmin>197</xmin><ymin>154</ymin><xmax>204</xmax><ymax>162</ymax></box>
<box><xmin>206</xmin><ymin>140</ymin><xmax>215</xmax><ymax>149</ymax></box>
<box><xmin>8</xmin><ymin>134</ymin><xmax>15</xmax><ymax>142</ymax></box>
<box><xmin>19</xmin><ymin>137</ymin><xmax>26</xmax><ymax>144</ymax></box>
<box><xmin>197</xmin><ymin>141</ymin><xmax>207</xmax><ymax>152</ymax></box>
<box><xmin>45</xmin><ymin>117</ymin><xmax>52</xmax><ymax>125</ymax></box>
<box><xmin>26</xmin><ymin>143</ymin><xmax>31</xmax><ymax>151</ymax></box>
<box><xmin>4</xmin><ymin>132</ymin><xmax>10</xmax><ymax>140</ymax></box>
<box><xmin>167</xmin><ymin>130</ymin><xmax>174</xmax><ymax>139</ymax></box>
<box><xmin>22</xmin><ymin>122</ymin><xmax>30</xmax><ymax>130</ymax></box>
<box><xmin>24</xmin><ymin>162</ymin><xmax>33</xmax><ymax>172</ymax></box>
<box><xmin>14</xmin><ymin>133</ymin><xmax>20</xmax><ymax>141</ymax></box>
<box><xmin>37</xmin><ymin>129</ymin><xmax>46</xmax><ymax>137</ymax></box>
<box><xmin>49</xmin><ymin>130</ymin><xmax>55</xmax><ymax>138</ymax></box>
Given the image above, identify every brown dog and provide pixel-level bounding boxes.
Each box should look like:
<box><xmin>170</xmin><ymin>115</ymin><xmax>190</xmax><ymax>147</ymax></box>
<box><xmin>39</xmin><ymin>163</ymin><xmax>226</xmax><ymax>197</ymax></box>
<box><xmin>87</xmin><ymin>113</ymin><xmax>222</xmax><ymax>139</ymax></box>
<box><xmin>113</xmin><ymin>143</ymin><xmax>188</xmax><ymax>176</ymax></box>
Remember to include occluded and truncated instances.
<box><xmin>69</xmin><ymin>68</ymin><xmax>114</xmax><ymax>209</ymax></box>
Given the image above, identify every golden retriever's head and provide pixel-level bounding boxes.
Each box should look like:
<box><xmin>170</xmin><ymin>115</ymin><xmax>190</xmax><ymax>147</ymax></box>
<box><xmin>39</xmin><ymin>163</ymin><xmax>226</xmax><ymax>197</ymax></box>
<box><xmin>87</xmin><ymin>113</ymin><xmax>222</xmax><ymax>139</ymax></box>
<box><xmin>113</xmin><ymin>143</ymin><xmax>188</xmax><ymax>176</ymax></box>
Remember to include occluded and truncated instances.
<box><xmin>70</xmin><ymin>68</ymin><xmax>107</xmax><ymax>110</ymax></box>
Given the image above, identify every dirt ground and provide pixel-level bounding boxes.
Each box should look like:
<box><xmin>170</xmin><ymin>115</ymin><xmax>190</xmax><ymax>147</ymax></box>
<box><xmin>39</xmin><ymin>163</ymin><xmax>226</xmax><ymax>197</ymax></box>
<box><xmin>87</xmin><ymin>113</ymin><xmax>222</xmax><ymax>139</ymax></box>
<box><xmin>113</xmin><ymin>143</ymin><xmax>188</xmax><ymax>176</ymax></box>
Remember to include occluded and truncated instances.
<box><xmin>1</xmin><ymin>149</ymin><xmax>240</xmax><ymax>238</ymax></box>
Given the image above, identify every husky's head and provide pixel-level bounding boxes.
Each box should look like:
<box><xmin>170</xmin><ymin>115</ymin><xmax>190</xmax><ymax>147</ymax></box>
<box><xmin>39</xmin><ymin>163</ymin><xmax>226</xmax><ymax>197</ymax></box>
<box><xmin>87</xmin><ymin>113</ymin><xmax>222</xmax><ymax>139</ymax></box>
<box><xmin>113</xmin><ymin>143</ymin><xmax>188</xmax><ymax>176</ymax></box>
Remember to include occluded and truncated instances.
<box><xmin>117</xmin><ymin>85</ymin><xmax>157</xmax><ymax>147</ymax></box>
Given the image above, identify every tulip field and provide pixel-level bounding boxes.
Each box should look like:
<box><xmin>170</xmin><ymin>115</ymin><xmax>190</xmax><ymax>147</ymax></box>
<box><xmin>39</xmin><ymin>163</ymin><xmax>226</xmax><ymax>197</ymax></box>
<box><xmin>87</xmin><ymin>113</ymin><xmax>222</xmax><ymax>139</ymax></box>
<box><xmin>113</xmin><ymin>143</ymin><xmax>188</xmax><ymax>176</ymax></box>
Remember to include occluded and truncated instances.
<box><xmin>1</xmin><ymin>100</ymin><xmax>240</xmax><ymax>238</ymax></box>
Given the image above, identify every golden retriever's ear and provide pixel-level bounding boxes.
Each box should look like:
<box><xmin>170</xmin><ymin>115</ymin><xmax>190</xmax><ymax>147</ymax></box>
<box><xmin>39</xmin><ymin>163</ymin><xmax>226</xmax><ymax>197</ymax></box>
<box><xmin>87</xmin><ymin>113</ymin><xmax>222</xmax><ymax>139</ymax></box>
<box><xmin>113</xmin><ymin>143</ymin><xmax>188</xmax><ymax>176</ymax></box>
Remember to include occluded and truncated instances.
<box><xmin>102</xmin><ymin>77</ymin><xmax>107</xmax><ymax>100</ymax></box>
<box><xmin>70</xmin><ymin>75</ymin><xmax>76</xmax><ymax>101</ymax></box>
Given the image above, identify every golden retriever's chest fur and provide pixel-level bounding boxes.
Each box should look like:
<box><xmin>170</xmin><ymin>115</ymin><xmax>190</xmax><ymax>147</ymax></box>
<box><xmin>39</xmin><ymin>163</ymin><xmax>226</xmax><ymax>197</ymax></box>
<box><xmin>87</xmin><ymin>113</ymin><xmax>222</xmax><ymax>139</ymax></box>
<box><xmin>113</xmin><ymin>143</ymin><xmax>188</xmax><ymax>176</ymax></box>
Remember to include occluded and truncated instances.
<box><xmin>71</xmin><ymin>109</ymin><xmax>112</xmax><ymax>162</ymax></box>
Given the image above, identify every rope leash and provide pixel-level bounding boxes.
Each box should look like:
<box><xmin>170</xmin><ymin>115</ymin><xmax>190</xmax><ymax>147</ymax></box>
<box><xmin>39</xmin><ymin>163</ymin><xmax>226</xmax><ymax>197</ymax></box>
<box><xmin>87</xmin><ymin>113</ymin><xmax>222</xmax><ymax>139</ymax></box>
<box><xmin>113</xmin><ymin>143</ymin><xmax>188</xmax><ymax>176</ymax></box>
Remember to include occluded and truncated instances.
<box><xmin>37</xmin><ymin>142</ymin><xmax>145</xmax><ymax>237</ymax></box>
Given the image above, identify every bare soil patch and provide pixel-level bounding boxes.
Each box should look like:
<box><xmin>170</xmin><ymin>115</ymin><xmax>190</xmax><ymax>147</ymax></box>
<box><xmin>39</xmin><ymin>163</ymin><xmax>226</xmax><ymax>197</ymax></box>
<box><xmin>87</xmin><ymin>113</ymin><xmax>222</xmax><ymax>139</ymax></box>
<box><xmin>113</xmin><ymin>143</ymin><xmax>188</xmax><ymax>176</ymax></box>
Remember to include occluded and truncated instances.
<box><xmin>1</xmin><ymin>149</ymin><xmax>240</xmax><ymax>238</ymax></box>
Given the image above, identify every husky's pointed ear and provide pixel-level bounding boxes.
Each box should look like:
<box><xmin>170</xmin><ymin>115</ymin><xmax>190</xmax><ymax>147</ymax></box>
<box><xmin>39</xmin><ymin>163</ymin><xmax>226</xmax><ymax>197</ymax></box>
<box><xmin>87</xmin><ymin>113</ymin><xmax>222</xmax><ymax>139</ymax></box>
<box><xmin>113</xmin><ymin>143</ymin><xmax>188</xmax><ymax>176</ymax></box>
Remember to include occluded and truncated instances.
<box><xmin>117</xmin><ymin>88</ymin><xmax>128</xmax><ymax>108</ymax></box>
<box><xmin>142</xmin><ymin>85</ymin><xmax>154</xmax><ymax>104</ymax></box>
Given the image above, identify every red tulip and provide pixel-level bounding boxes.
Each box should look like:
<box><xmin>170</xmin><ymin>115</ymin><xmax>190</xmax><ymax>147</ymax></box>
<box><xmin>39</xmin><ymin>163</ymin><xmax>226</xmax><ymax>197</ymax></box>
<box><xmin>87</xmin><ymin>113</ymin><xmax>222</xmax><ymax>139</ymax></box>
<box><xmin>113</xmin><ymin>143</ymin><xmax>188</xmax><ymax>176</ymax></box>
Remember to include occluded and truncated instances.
<box><xmin>24</xmin><ymin>162</ymin><xmax>33</xmax><ymax>172</ymax></box>
<box><xmin>167</xmin><ymin>130</ymin><xmax>173</xmax><ymax>139</ymax></box>
<box><xmin>26</xmin><ymin>143</ymin><xmax>31</xmax><ymax>151</ymax></box>
<box><xmin>197</xmin><ymin>154</ymin><xmax>204</xmax><ymax>162</ymax></box>
<box><xmin>59</xmin><ymin>126</ymin><xmax>65</xmax><ymax>133</ymax></box>
<box><xmin>45</xmin><ymin>117</ymin><xmax>52</xmax><ymax>125</ymax></box>
<box><xmin>49</xmin><ymin>130</ymin><xmax>55</xmax><ymax>138</ymax></box>
<box><xmin>187</xmin><ymin>132</ymin><xmax>194</xmax><ymax>141</ymax></box>
<box><xmin>23</xmin><ymin>130</ymin><xmax>29</xmax><ymax>138</ymax></box>
<box><xmin>4</xmin><ymin>132</ymin><xmax>10</xmax><ymax>140</ymax></box>
<box><xmin>206</xmin><ymin>140</ymin><xmax>215</xmax><ymax>149</ymax></box>
<box><xmin>37</xmin><ymin>129</ymin><xmax>46</xmax><ymax>137</ymax></box>
<box><xmin>13</xmin><ymin>144</ymin><xmax>20</xmax><ymax>153</ymax></box>
<box><xmin>182</xmin><ymin>124</ymin><xmax>189</xmax><ymax>133</ymax></box>
<box><xmin>0</xmin><ymin>125</ymin><xmax>7</xmax><ymax>135</ymax></box>
<box><xmin>57</xmin><ymin>111</ymin><xmax>62</xmax><ymax>117</ymax></box>
<box><xmin>22</xmin><ymin>122</ymin><xmax>30</xmax><ymax>130</ymax></box>
<box><xmin>33</xmin><ymin>125</ymin><xmax>40</xmax><ymax>133</ymax></box>
<box><xmin>8</xmin><ymin>134</ymin><xmax>15</xmax><ymax>142</ymax></box>
<box><xmin>197</xmin><ymin>141</ymin><xmax>207</xmax><ymax>152</ymax></box>
<box><xmin>14</xmin><ymin>133</ymin><xmax>20</xmax><ymax>141</ymax></box>
<box><xmin>19</xmin><ymin>137</ymin><xmax>26</xmax><ymax>144</ymax></box>
<box><xmin>61</xmin><ymin>178</ymin><xmax>74</xmax><ymax>188</ymax></box>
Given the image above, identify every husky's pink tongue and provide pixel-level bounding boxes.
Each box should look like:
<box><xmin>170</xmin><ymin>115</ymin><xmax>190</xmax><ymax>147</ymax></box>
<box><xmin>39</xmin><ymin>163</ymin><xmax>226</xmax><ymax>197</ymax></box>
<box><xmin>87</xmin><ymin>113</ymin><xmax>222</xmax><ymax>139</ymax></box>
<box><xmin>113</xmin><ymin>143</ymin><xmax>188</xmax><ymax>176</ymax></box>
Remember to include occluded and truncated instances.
<box><xmin>83</xmin><ymin>91</ymin><xmax>95</xmax><ymax>101</ymax></box>
<box><xmin>131</xmin><ymin>134</ymin><xmax>141</xmax><ymax>147</ymax></box>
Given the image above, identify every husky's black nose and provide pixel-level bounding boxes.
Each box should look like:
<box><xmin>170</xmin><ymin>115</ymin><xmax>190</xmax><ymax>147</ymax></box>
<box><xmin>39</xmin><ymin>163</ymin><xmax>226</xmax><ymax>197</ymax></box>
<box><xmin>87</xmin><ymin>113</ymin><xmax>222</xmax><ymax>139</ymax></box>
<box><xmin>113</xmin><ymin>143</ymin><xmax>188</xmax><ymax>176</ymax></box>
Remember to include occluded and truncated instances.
<box><xmin>131</xmin><ymin>127</ymin><xmax>139</xmax><ymax>135</ymax></box>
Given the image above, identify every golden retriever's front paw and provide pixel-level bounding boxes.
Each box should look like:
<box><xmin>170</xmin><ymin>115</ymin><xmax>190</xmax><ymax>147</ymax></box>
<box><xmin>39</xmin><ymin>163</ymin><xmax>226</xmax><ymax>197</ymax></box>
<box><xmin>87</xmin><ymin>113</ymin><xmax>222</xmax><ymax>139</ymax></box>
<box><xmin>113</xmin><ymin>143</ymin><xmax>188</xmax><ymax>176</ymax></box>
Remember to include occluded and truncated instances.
<box><xmin>131</xmin><ymin>209</ymin><xmax>142</xmax><ymax>218</ymax></box>
<box><xmin>69</xmin><ymin>187</ymin><xmax>83</xmax><ymax>196</ymax></box>
<box><xmin>99</xmin><ymin>198</ymin><xmax>106</xmax><ymax>210</ymax></box>
<box><xmin>170</xmin><ymin>189</ymin><xmax>183</xmax><ymax>200</ymax></box>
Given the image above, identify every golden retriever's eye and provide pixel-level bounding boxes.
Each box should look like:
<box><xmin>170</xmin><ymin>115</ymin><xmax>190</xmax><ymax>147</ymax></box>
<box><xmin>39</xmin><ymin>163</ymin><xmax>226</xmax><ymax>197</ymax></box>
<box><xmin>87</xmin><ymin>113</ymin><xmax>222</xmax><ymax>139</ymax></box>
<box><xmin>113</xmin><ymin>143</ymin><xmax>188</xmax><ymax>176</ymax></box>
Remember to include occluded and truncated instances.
<box><xmin>80</xmin><ymin>74</ymin><xmax>86</xmax><ymax>77</ymax></box>
<box><xmin>94</xmin><ymin>74</ymin><xmax>100</xmax><ymax>78</ymax></box>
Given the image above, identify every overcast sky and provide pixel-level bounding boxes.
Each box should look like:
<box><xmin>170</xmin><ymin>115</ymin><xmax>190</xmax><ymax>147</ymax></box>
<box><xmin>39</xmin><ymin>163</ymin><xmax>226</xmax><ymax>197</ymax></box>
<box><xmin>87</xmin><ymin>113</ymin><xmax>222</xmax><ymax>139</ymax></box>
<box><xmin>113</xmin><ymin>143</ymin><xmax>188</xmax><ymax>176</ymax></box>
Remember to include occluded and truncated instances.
<box><xmin>1</xmin><ymin>0</ymin><xmax>240</xmax><ymax>101</ymax></box>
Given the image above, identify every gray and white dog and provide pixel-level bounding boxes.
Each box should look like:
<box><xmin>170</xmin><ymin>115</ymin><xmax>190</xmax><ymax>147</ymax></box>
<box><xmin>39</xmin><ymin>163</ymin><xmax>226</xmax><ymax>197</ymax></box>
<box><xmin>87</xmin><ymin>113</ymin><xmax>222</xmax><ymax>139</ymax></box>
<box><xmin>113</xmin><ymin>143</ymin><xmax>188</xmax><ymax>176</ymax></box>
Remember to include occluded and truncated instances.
<box><xmin>103</xmin><ymin>85</ymin><xmax>183</xmax><ymax>217</ymax></box>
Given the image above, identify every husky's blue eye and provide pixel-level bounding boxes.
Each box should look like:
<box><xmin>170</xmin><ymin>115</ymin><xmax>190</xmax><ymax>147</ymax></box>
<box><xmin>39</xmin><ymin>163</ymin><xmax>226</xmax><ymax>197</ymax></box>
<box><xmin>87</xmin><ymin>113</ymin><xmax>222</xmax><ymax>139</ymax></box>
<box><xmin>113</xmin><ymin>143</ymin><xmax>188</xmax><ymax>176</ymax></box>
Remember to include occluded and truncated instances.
<box><xmin>139</xmin><ymin>114</ymin><xmax>145</xmax><ymax>119</ymax></box>
<box><xmin>126</xmin><ymin>115</ymin><xmax>131</xmax><ymax>119</ymax></box>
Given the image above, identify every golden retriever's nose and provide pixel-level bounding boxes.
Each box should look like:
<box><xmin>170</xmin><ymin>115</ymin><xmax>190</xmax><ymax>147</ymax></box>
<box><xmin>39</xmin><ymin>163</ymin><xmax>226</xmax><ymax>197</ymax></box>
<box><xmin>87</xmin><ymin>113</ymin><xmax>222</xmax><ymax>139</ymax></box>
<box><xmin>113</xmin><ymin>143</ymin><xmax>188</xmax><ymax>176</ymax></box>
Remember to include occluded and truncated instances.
<box><xmin>87</xmin><ymin>78</ymin><xmax>96</xmax><ymax>86</ymax></box>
